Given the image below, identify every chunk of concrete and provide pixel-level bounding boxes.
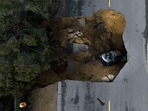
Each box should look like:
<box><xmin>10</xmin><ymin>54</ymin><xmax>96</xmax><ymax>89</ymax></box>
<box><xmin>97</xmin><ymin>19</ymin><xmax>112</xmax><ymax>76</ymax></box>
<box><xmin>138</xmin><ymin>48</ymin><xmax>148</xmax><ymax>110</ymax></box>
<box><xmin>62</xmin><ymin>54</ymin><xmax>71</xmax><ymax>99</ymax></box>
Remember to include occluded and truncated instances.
<box><xmin>101</xmin><ymin>74</ymin><xmax>115</xmax><ymax>82</ymax></box>
<box><xmin>66</xmin><ymin>42</ymin><xmax>88</xmax><ymax>54</ymax></box>
<box><xmin>77</xmin><ymin>18</ymin><xmax>86</xmax><ymax>27</ymax></box>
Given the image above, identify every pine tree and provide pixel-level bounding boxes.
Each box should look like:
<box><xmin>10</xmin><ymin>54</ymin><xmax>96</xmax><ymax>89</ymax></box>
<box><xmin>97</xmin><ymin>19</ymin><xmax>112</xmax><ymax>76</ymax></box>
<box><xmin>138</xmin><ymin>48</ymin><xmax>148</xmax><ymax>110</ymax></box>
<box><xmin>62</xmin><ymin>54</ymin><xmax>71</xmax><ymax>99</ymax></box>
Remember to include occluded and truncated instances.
<box><xmin>0</xmin><ymin>0</ymin><xmax>59</xmax><ymax>97</ymax></box>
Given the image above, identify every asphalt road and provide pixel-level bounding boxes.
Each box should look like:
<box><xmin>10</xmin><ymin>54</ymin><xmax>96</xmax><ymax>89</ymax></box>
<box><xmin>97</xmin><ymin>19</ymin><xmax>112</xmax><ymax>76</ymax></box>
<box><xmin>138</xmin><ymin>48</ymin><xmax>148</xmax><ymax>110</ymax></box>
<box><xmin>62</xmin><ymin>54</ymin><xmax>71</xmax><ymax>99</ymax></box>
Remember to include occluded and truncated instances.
<box><xmin>57</xmin><ymin>0</ymin><xmax>148</xmax><ymax>111</ymax></box>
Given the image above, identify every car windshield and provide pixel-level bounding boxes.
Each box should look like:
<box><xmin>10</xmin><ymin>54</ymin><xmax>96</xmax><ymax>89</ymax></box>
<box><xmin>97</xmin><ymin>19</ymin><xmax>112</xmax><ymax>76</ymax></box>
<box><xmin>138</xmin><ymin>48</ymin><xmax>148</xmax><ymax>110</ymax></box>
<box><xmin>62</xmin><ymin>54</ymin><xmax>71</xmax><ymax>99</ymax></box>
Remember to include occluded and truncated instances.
<box><xmin>106</xmin><ymin>52</ymin><xmax>114</xmax><ymax>60</ymax></box>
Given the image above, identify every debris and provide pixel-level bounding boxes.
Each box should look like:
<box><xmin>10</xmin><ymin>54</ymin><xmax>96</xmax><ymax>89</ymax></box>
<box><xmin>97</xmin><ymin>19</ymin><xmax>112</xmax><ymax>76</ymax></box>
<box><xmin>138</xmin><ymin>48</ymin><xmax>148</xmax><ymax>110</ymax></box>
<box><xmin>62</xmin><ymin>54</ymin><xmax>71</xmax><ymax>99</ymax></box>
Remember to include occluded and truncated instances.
<box><xmin>66</xmin><ymin>42</ymin><xmax>88</xmax><ymax>54</ymax></box>
<box><xmin>37</xmin><ymin>9</ymin><xmax>126</xmax><ymax>85</ymax></box>
<box><xmin>97</xmin><ymin>98</ymin><xmax>105</xmax><ymax>106</ymax></box>
<box><xmin>68</xmin><ymin>31</ymin><xmax>83</xmax><ymax>39</ymax></box>
<box><xmin>68</xmin><ymin>33</ymin><xmax>77</xmax><ymax>38</ymax></box>
<box><xmin>77</xmin><ymin>18</ymin><xmax>86</xmax><ymax>27</ymax></box>
<box><xmin>97</xmin><ymin>23</ymin><xmax>106</xmax><ymax>31</ymax></box>
<box><xmin>67</xmin><ymin>28</ymin><xmax>74</xmax><ymax>33</ymax></box>
<box><xmin>101</xmin><ymin>74</ymin><xmax>115</xmax><ymax>82</ymax></box>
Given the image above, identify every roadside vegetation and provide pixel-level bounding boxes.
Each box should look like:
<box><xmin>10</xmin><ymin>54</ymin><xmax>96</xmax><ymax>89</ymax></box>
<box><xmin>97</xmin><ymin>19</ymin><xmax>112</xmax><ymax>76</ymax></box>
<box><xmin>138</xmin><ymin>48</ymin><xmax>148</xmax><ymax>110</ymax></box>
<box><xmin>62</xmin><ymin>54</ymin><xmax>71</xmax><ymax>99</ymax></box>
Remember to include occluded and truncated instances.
<box><xmin>0</xmin><ymin>0</ymin><xmax>60</xmax><ymax>110</ymax></box>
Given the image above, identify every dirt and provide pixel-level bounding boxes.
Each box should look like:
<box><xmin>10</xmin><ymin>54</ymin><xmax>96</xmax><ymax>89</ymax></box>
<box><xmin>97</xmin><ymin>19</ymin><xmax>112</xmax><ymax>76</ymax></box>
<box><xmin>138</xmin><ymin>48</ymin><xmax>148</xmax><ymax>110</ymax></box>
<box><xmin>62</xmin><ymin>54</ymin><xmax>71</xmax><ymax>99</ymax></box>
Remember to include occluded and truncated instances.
<box><xmin>31</xmin><ymin>9</ymin><xmax>127</xmax><ymax>111</ymax></box>
<box><xmin>36</xmin><ymin>9</ymin><xmax>127</xmax><ymax>86</ymax></box>
<box><xmin>31</xmin><ymin>83</ymin><xmax>58</xmax><ymax>111</ymax></box>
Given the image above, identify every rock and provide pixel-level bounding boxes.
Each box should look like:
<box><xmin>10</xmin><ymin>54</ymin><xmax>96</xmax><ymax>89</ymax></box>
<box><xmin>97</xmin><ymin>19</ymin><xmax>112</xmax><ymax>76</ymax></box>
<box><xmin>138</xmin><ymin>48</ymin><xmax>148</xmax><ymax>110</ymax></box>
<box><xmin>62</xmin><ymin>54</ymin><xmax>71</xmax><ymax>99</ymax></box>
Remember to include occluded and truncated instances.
<box><xmin>77</xmin><ymin>18</ymin><xmax>86</xmax><ymax>27</ymax></box>
<box><xmin>68</xmin><ymin>33</ymin><xmax>77</xmax><ymax>38</ymax></box>
<box><xmin>101</xmin><ymin>74</ymin><xmax>115</xmax><ymax>82</ymax></box>
<box><xmin>66</xmin><ymin>42</ymin><xmax>88</xmax><ymax>54</ymax></box>
<box><xmin>97</xmin><ymin>23</ymin><xmax>106</xmax><ymax>31</ymax></box>
<box><xmin>67</xmin><ymin>28</ymin><xmax>74</xmax><ymax>33</ymax></box>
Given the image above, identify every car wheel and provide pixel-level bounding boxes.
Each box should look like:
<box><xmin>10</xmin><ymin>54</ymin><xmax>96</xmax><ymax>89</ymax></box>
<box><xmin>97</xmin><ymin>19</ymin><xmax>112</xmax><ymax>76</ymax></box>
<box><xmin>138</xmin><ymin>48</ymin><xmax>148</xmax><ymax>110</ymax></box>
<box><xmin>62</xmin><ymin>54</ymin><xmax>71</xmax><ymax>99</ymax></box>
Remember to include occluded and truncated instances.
<box><xmin>105</xmin><ymin>63</ymin><xmax>110</xmax><ymax>66</ymax></box>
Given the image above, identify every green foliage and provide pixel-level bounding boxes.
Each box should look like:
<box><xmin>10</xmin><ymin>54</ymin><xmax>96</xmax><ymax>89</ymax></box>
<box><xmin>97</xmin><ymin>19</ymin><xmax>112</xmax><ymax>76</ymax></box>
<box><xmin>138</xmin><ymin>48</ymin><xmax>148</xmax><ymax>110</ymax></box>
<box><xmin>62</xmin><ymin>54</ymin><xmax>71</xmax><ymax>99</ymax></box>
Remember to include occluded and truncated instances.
<box><xmin>0</xmin><ymin>0</ymin><xmax>60</xmax><ymax>18</ymax></box>
<box><xmin>0</xmin><ymin>22</ymin><xmax>51</xmax><ymax>95</ymax></box>
<box><xmin>22</xmin><ymin>0</ymin><xmax>60</xmax><ymax>18</ymax></box>
<box><xmin>0</xmin><ymin>0</ymin><xmax>59</xmax><ymax>97</ymax></box>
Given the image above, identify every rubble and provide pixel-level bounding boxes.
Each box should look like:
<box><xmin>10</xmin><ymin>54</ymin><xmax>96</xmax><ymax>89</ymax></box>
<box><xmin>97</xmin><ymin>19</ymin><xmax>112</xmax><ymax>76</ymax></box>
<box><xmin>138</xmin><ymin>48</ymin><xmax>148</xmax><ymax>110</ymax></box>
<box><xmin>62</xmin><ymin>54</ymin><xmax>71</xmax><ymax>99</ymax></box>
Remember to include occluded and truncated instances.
<box><xmin>101</xmin><ymin>74</ymin><xmax>115</xmax><ymax>82</ymax></box>
<box><xmin>66</xmin><ymin>42</ymin><xmax>88</xmax><ymax>54</ymax></box>
<box><xmin>37</xmin><ymin>9</ymin><xmax>127</xmax><ymax>86</ymax></box>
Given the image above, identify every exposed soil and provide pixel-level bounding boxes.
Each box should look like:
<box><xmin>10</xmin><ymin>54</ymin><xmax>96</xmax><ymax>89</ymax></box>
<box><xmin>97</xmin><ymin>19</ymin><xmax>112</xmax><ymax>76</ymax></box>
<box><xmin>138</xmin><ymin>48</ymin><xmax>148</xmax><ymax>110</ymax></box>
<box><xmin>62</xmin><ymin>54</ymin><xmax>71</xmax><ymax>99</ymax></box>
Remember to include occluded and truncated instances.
<box><xmin>31</xmin><ymin>83</ymin><xmax>57</xmax><ymax>111</ymax></box>
<box><xmin>31</xmin><ymin>9</ymin><xmax>127</xmax><ymax>111</ymax></box>
<box><xmin>36</xmin><ymin>9</ymin><xmax>127</xmax><ymax>86</ymax></box>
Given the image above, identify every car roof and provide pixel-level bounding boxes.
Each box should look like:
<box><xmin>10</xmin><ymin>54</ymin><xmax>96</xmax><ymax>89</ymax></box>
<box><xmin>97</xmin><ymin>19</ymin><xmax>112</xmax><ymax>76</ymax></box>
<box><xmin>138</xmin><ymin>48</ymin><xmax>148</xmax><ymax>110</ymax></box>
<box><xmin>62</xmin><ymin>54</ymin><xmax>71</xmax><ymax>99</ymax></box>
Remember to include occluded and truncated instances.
<box><xmin>110</xmin><ymin>51</ymin><xmax>121</xmax><ymax>55</ymax></box>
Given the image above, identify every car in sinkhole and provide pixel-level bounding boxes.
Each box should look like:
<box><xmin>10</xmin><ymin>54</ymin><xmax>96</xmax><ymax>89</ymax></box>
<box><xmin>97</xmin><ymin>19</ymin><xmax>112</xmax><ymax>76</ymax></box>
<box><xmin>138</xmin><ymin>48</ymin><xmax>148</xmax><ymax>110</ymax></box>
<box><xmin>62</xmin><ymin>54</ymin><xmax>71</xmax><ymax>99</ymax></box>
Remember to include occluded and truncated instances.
<box><xmin>99</xmin><ymin>50</ymin><xmax>124</xmax><ymax>66</ymax></box>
